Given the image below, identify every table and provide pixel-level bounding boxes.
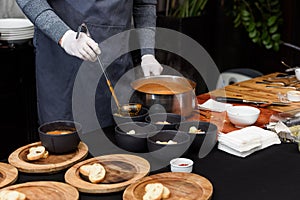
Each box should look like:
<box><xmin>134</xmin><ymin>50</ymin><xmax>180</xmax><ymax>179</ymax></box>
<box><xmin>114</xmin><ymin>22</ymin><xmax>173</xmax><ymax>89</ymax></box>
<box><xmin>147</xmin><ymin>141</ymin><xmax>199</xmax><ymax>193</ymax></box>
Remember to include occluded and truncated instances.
<box><xmin>4</xmin><ymin>142</ymin><xmax>300</xmax><ymax>200</ymax></box>
<box><xmin>2</xmin><ymin>72</ymin><xmax>300</xmax><ymax>200</ymax></box>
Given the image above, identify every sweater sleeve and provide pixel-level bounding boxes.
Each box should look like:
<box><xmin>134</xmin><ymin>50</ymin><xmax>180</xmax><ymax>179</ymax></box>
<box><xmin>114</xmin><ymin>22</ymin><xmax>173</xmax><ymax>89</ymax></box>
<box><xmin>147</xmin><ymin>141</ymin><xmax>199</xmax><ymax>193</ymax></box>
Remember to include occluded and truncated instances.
<box><xmin>133</xmin><ymin>0</ymin><xmax>157</xmax><ymax>56</ymax></box>
<box><xmin>16</xmin><ymin>0</ymin><xmax>70</xmax><ymax>44</ymax></box>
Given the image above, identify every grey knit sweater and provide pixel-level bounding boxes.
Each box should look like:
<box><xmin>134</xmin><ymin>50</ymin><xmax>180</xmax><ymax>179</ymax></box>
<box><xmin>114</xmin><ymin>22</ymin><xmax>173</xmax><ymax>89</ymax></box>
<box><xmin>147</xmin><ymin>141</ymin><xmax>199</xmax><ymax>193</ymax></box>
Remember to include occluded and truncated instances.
<box><xmin>16</xmin><ymin>0</ymin><xmax>157</xmax><ymax>55</ymax></box>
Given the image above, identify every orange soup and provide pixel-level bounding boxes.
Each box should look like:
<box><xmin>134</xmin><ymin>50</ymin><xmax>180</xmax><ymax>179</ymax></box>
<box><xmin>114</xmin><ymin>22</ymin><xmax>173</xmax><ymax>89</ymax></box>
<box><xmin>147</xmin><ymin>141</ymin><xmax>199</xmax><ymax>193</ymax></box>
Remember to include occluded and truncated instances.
<box><xmin>135</xmin><ymin>81</ymin><xmax>193</xmax><ymax>95</ymax></box>
<box><xmin>46</xmin><ymin>129</ymin><xmax>74</xmax><ymax>135</ymax></box>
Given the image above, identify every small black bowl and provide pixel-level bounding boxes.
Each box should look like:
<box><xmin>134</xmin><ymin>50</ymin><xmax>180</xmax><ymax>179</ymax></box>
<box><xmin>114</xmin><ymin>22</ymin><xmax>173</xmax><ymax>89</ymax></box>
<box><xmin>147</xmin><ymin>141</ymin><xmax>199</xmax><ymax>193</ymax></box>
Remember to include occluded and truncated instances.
<box><xmin>176</xmin><ymin>121</ymin><xmax>218</xmax><ymax>156</ymax></box>
<box><xmin>113</xmin><ymin>107</ymin><xmax>149</xmax><ymax>125</ymax></box>
<box><xmin>115</xmin><ymin>122</ymin><xmax>157</xmax><ymax>153</ymax></box>
<box><xmin>38</xmin><ymin>120</ymin><xmax>81</xmax><ymax>154</ymax></box>
<box><xmin>145</xmin><ymin>113</ymin><xmax>185</xmax><ymax>130</ymax></box>
<box><xmin>147</xmin><ymin>130</ymin><xmax>190</xmax><ymax>161</ymax></box>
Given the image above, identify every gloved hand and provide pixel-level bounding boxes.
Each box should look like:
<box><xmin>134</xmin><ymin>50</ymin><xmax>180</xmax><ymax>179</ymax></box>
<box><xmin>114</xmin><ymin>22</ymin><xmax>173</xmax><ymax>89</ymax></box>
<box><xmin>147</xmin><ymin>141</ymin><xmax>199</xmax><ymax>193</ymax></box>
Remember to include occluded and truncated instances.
<box><xmin>60</xmin><ymin>30</ymin><xmax>101</xmax><ymax>62</ymax></box>
<box><xmin>141</xmin><ymin>54</ymin><xmax>163</xmax><ymax>76</ymax></box>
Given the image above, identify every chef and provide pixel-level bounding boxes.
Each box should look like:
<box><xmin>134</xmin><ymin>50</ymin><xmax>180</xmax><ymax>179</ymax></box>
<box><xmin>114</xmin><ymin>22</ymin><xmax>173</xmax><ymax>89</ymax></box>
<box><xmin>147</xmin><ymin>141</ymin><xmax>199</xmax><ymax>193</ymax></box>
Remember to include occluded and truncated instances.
<box><xmin>16</xmin><ymin>0</ymin><xmax>163</xmax><ymax>128</ymax></box>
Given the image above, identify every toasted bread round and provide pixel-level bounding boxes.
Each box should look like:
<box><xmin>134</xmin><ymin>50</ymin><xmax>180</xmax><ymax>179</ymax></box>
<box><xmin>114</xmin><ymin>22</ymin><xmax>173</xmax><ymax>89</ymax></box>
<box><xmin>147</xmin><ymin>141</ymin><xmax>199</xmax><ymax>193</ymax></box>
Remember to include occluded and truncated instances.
<box><xmin>79</xmin><ymin>163</ymin><xmax>106</xmax><ymax>184</ymax></box>
<box><xmin>79</xmin><ymin>165</ymin><xmax>93</xmax><ymax>177</ymax></box>
<box><xmin>143</xmin><ymin>183</ymin><xmax>164</xmax><ymax>200</ymax></box>
<box><xmin>162</xmin><ymin>185</ymin><xmax>170</xmax><ymax>199</ymax></box>
<box><xmin>88</xmin><ymin>163</ymin><xmax>106</xmax><ymax>183</ymax></box>
<box><xmin>27</xmin><ymin>146</ymin><xmax>46</xmax><ymax>161</ymax></box>
<box><xmin>0</xmin><ymin>190</ymin><xmax>26</xmax><ymax>200</ymax></box>
<box><xmin>42</xmin><ymin>151</ymin><xmax>49</xmax><ymax>159</ymax></box>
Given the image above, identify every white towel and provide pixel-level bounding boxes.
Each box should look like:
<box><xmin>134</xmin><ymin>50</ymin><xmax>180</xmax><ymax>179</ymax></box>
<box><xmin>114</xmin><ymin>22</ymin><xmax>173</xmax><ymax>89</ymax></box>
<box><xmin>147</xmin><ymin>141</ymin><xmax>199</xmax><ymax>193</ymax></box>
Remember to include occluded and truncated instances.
<box><xmin>198</xmin><ymin>99</ymin><xmax>232</xmax><ymax>112</ymax></box>
<box><xmin>218</xmin><ymin>126</ymin><xmax>281</xmax><ymax>157</ymax></box>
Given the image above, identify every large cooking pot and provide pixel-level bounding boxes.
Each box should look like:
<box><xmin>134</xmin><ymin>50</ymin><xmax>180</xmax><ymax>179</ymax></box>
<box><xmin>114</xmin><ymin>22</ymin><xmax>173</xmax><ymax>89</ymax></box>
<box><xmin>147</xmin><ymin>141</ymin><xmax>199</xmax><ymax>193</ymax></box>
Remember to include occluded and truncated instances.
<box><xmin>131</xmin><ymin>75</ymin><xmax>197</xmax><ymax>117</ymax></box>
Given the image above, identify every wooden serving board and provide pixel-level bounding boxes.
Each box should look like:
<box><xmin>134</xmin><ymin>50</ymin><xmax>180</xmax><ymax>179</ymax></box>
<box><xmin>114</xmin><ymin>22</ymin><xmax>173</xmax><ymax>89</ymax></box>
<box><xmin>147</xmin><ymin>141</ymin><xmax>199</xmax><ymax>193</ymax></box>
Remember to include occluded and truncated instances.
<box><xmin>209</xmin><ymin>72</ymin><xmax>300</xmax><ymax>113</ymax></box>
<box><xmin>8</xmin><ymin>141</ymin><xmax>88</xmax><ymax>173</ymax></box>
<box><xmin>0</xmin><ymin>181</ymin><xmax>79</xmax><ymax>199</ymax></box>
<box><xmin>64</xmin><ymin>154</ymin><xmax>150</xmax><ymax>193</ymax></box>
<box><xmin>123</xmin><ymin>172</ymin><xmax>213</xmax><ymax>200</ymax></box>
<box><xmin>0</xmin><ymin>162</ymin><xmax>18</xmax><ymax>188</ymax></box>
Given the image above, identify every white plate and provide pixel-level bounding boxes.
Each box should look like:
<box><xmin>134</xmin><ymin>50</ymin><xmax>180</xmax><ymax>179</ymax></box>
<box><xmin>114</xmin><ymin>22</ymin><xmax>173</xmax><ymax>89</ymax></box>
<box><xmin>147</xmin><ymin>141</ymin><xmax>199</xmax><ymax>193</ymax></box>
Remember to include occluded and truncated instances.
<box><xmin>0</xmin><ymin>18</ymin><xmax>33</xmax><ymax>29</ymax></box>
<box><xmin>0</xmin><ymin>34</ymin><xmax>34</xmax><ymax>40</ymax></box>
<box><xmin>0</xmin><ymin>28</ymin><xmax>34</xmax><ymax>34</ymax></box>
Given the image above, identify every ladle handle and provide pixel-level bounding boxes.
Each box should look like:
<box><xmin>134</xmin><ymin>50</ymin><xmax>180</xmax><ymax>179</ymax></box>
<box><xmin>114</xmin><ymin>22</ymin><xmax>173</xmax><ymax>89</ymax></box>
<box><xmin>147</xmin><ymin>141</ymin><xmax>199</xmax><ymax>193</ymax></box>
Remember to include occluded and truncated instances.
<box><xmin>76</xmin><ymin>23</ymin><xmax>122</xmax><ymax>111</ymax></box>
<box><xmin>106</xmin><ymin>79</ymin><xmax>121</xmax><ymax>109</ymax></box>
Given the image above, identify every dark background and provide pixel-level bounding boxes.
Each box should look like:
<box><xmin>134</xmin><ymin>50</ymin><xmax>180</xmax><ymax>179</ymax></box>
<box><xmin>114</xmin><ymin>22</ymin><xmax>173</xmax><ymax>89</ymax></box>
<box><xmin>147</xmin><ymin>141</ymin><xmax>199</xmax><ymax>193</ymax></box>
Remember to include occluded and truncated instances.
<box><xmin>156</xmin><ymin>0</ymin><xmax>300</xmax><ymax>75</ymax></box>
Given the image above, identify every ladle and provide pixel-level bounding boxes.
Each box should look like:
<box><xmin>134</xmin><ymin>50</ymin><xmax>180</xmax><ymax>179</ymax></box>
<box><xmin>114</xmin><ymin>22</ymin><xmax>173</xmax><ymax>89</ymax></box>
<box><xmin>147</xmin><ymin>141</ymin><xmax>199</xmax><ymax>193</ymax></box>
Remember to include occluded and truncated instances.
<box><xmin>77</xmin><ymin>23</ymin><xmax>141</xmax><ymax>116</ymax></box>
<box><xmin>95</xmin><ymin>55</ymin><xmax>142</xmax><ymax>117</ymax></box>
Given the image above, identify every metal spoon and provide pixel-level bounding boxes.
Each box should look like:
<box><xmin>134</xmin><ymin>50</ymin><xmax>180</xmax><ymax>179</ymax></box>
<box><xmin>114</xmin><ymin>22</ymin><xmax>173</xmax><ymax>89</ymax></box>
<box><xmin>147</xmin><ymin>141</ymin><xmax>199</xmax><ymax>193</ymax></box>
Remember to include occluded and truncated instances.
<box><xmin>281</xmin><ymin>60</ymin><xmax>299</xmax><ymax>72</ymax></box>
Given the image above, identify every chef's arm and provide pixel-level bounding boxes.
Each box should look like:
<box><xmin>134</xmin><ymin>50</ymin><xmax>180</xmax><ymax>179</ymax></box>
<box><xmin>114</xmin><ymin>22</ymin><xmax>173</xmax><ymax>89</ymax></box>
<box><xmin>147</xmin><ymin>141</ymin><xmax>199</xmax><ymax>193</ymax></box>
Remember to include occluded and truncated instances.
<box><xmin>16</xmin><ymin>0</ymin><xmax>100</xmax><ymax>61</ymax></box>
<box><xmin>133</xmin><ymin>0</ymin><xmax>163</xmax><ymax>76</ymax></box>
<box><xmin>16</xmin><ymin>0</ymin><xmax>69</xmax><ymax>44</ymax></box>
<box><xmin>133</xmin><ymin>0</ymin><xmax>157</xmax><ymax>56</ymax></box>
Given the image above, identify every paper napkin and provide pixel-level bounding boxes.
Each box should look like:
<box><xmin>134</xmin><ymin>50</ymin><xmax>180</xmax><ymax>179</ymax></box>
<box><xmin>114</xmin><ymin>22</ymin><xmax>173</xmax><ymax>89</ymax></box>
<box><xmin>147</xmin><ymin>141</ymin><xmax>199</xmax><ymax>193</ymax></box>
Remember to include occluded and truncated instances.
<box><xmin>217</xmin><ymin>126</ymin><xmax>281</xmax><ymax>157</ymax></box>
<box><xmin>198</xmin><ymin>99</ymin><xmax>232</xmax><ymax>112</ymax></box>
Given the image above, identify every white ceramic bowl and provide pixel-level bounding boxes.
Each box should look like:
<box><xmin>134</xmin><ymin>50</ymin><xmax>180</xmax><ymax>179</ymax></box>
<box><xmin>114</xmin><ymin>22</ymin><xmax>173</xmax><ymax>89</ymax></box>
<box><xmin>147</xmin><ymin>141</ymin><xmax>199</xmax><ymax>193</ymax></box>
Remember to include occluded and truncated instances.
<box><xmin>170</xmin><ymin>158</ymin><xmax>193</xmax><ymax>173</ymax></box>
<box><xmin>226</xmin><ymin>106</ymin><xmax>260</xmax><ymax>128</ymax></box>
<box><xmin>287</xmin><ymin>90</ymin><xmax>300</xmax><ymax>102</ymax></box>
<box><xmin>295</xmin><ymin>68</ymin><xmax>300</xmax><ymax>81</ymax></box>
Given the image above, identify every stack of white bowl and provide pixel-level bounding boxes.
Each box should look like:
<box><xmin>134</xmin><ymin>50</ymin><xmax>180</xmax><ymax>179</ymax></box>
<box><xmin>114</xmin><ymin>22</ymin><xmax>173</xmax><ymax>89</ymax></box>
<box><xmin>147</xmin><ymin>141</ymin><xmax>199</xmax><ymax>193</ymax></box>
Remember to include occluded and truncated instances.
<box><xmin>0</xmin><ymin>18</ymin><xmax>34</xmax><ymax>41</ymax></box>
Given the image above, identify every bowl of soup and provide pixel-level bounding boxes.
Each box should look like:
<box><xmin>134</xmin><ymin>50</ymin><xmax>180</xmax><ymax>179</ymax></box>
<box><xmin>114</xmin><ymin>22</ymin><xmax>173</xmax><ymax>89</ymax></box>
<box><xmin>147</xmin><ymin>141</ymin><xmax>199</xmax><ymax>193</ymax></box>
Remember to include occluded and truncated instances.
<box><xmin>38</xmin><ymin>120</ymin><xmax>81</xmax><ymax>154</ymax></box>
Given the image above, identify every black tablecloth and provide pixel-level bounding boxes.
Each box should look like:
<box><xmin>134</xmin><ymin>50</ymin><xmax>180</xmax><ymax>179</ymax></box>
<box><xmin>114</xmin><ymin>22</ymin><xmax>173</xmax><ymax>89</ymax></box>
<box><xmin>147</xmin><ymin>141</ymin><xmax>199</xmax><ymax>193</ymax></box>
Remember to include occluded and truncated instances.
<box><xmin>3</xmin><ymin>142</ymin><xmax>300</xmax><ymax>200</ymax></box>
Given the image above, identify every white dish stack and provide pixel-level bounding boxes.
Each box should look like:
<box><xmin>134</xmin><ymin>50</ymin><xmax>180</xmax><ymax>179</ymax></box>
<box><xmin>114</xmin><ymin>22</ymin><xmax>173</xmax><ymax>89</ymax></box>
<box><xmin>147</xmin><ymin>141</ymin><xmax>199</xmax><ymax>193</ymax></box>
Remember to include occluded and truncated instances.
<box><xmin>0</xmin><ymin>18</ymin><xmax>34</xmax><ymax>41</ymax></box>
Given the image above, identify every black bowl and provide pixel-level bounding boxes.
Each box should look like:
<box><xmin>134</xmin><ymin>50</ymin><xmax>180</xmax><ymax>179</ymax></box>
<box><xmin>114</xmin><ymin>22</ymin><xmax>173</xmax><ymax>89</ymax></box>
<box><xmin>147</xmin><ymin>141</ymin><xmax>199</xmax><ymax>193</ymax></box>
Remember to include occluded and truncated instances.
<box><xmin>38</xmin><ymin>120</ymin><xmax>81</xmax><ymax>154</ymax></box>
<box><xmin>113</xmin><ymin>107</ymin><xmax>149</xmax><ymax>125</ymax></box>
<box><xmin>145</xmin><ymin>113</ymin><xmax>185</xmax><ymax>130</ymax></box>
<box><xmin>147</xmin><ymin>130</ymin><xmax>190</xmax><ymax>161</ymax></box>
<box><xmin>115</xmin><ymin>122</ymin><xmax>157</xmax><ymax>153</ymax></box>
<box><xmin>176</xmin><ymin>121</ymin><xmax>218</xmax><ymax>156</ymax></box>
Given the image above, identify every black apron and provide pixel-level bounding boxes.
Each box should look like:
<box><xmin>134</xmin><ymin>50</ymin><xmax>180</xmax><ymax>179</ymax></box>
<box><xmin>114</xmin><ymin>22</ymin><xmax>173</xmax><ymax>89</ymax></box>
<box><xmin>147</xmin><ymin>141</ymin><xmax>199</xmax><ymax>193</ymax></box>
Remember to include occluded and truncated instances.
<box><xmin>35</xmin><ymin>0</ymin><xmax>134</xmax><ymax>128</ymax></box>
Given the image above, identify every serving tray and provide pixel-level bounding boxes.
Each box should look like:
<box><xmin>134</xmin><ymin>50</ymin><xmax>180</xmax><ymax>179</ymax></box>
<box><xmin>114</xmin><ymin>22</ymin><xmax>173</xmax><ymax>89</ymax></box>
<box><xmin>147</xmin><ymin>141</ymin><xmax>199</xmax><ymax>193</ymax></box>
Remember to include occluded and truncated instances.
<box><xmin>64</xmin><ymin>154</ymin><xmax>150</xmax><ymax>193</ymax></box>
<box><xmin>0</xmin><ymin>181</ymin><xmax>79</xmax><ymax>199</ymax></box>
<box><xmin>123</xmin><ymin>172</ymin><xmax>213</xmax><ymax>200</ymax></box>
<box><xmin>0</xmin><ymin>162</ymin><xmax>18</xmax><ymax>188</ymax></box>
<box><xmin>8</xmin><ymin>141</ymin><xmax>88</xmax><ymax>173</ymax></box>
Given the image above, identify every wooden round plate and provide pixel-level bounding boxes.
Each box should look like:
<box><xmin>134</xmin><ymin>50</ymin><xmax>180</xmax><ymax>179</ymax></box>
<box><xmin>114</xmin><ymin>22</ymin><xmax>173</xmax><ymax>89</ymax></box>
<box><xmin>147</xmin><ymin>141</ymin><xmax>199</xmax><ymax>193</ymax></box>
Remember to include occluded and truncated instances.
<box><xmin>0</xmin><ymin>181</ymin><xmax>79</xmax><ymax>199</ymax></box>
<box><xmin>0</xmin><ymin>162</ymin><xmax>18</xmax><ymax>188</ymax></box>
<box><xmin>8</xmin><ymin>141</ymin><xmax>88</xmax><ymax>173</ymax></box>
<box><xmin>123</xmin><ymin>172</ymin><xmax>213</xmax><ymax>200</ymax></box>
<box><xmin>64</xmin><ymin>154</ymin><xmax>150</xmax><ymax>193</ymax></box>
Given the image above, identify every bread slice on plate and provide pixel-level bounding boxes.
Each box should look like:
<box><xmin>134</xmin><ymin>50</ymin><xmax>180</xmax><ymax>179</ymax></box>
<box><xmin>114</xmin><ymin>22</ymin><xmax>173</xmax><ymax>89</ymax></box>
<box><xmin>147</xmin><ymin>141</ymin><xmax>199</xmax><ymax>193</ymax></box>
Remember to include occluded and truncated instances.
<box><xmin>79</xmin><ymin>163</ymin><xmax>106</xmax><ymax>184</ymax></box>
<box><xmin>27</xmin><ymin>146</ymin><xmax>48</xmax><ymax>161</ymax></box>
<box><xmin>162</xmin><ymin>185</ymin><xmax>170</xmax><ymax>199</ymax></box>
<box><xmin>143</xmin><ymin>183</ymin><xmax>164</xmax><ymax>200</ymax></box>
<box><xmin>0</xmin><ymin>190</ymin><xmax>26</xmax><ymax>200</ymax></box>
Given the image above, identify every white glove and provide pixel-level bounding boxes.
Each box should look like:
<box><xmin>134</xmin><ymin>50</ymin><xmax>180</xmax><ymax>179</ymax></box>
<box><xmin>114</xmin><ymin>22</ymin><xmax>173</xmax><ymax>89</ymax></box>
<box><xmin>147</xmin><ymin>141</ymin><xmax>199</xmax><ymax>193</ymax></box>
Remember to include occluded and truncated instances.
<box><xmin>60</xmin><ymin>30</ymin><xmax>101</xmax><ymax>62</ymax></box>
<box><xmin>141</xmin><ymin>54</ymin><xmax>163</xmax><ymax>76</ymax></box>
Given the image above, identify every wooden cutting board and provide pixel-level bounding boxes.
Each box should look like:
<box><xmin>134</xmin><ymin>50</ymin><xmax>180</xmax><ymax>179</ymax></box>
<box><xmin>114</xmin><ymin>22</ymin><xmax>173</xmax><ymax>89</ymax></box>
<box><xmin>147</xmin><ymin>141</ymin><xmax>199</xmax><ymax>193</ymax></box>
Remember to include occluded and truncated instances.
<box><xmin>0</xmin><ymin>181</ymin><xmax>79</xmax><ymax>199</ymax></box>
<box><xmin>208</xmin><ymin>72</ymin><xmax>300</xmax><ymax>113</ymax></box>
<box><xmin>0</xmin><ymin>162</ymin><xmax>18</xmax><ymax>188</ymax></box>
<box><xmin>123</xmin><ymin>172</ymin><xmax>213</xmax><ymax>200</ymax></box>
<box><xmin>8</xmin><ymin>141</ymin><xmax>88</xmax><ymax>173</ymax></box>
<box><xmin>64</xmin><ymin>154</ymin><xmax>150</xmax><ymax>193</ymax></box>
